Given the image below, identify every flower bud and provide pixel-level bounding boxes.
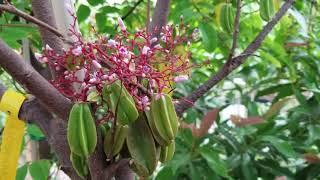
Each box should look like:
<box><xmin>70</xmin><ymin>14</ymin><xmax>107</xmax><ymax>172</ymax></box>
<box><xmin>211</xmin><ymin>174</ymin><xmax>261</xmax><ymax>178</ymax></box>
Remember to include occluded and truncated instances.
<box><xmin>117</xmin><ymin>17</ymin><xmax>126</xmax><ymax>31</ymax></box>
<box><xmin>108</xmin><ymin>39</ymin><xmax>117</xmax><ymax>47</ymax></box>
<box><xmin>72</xmin><ymin>46</ymin><xmax>82</xmax><ymax>56</ymax></box>
<box><xmin>173</xmin><ymin>75</ymin><xmax>189</xmax><ymax>83</ymax></box>
<box><xmin>45</xmin><ymin>44</ymin><xmax>52</xmax><ymax>51</ymax></box>
<box><xmin>75</xmin><ymin>68</ymin><xmax>86</xmax><ymax>82</ymax></box>
<box><xmin>92</xmin><ymin>60</ymin><xmax>102</xmax><ymax>69</ymax></box>
<box><xmin>150</xmin><ymin>37</ymin><xmax>158</xmax><ymax>43</ymax></box>
<box><xmin>142</xmin><ymin>46</ymin><xmax>150</xmax><ymax>55</ymax></box>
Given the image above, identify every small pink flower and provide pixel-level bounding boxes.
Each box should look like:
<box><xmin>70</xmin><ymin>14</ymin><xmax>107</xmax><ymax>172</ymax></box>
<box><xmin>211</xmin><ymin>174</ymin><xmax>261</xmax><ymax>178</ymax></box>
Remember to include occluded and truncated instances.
<box><xmin>92</xmin><ymin>60</ymin><xmax>102</xmax><ymax>69</ymax></box>
<box><xmin>119</xmin><ymin>47</ymin><xmax>128</xmax><ymax>57</ymax></box>
<box><xmin>117</xmin><ymin>17</ymin><xmax>126</xmax><ymax>31</ymax></box>
<box><xmin>129</xmin><ymin>61</ymin><xmax>135</xmax><ymax>72</ymax></box>
<box><xmin>143</xmin><ymin>65</ymin><xmax>150</xmax><ymax>73</ymax></box>
<box><xmin>174</xmin><ymin>75</ymin><xmax>189</xmax><ymax>83</ymax></box>
<box><xmin>101</xmin><ymin>75</ymin><xmax>109</xmax><ymax>80</ymax></box>
<box><xmin>37</xmin><ymin>56</ymin><xmax>48</xmax><ymax>63</ymax></box>
<box><xmin>141</xmin><ymin>96</ymin><xmax>149</xmax><ymax>105</ymax></box>
<box><xmin>154</xmin><ymin>44</ymin><xmax>162</xmax><ymax>49</ymax></box>
<box><xmin>45</xmin><ymin>44</ymin><xmax>52</xmax><ymax>51</ymax></box>
<box><xmin>89</xmin><ymin>78</ymin><xmax>98</xmax><ymax>84</ymax></box>
<box><xmin>109</xmin><ymin>73</ymin><xmax>117</xmax><ymax>81</ymax></box>
<box><xmin>150</xmin><ymin>37</ymin><xmax>158</xmax><ymax>43</ymax></box>
<box><xmin>72</xmin><ymin>46</ymin><xmax>82</xmax><ymax>56</ymax></box>
<box><xmin>123</xmin><ymin>58</ymin><xmax>129</xmax><ymax>64</ymax></box>
<box><xmin>161</xmin><ymin>36</ymin><xmax>167</xmax><ymax>42</ymax></box>
<box><xmin>108</xmin><ymin>39</ymin><xmax>117</xmax><ymax>47</ymax></box>
<box><xmin>142</xmin><ymin>46</ymin><xmax>150</xmax><ymax>55</ymax></box>
<box><xmin>75</xmin><ymin>68</ymin><xmax>86</xmax><ymax>82</ymax></box>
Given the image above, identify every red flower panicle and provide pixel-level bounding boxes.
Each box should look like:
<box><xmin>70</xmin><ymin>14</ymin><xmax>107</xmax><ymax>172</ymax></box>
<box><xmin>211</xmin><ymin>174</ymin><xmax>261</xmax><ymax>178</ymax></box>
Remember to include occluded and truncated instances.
<box><xmin>39</xmin><ymin>15</ymin><xmax>192</xmax><ymax>114</ymax></box>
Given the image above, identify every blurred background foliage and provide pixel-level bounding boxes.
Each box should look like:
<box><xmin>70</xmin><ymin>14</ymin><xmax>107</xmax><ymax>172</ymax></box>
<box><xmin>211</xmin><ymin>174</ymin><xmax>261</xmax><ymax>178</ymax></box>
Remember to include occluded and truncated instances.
<box><xmin>0</xmin><ymin>0</ymin><xmax>320</xmax><ymax>179</ymax></box>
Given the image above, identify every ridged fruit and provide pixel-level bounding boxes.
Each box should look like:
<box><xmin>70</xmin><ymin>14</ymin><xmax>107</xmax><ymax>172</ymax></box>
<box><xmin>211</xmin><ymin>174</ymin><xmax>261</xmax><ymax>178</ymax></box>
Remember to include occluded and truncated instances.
<box><xmin>160</xmin><ymin>141</ymin><xmax>175</xmax><ymax>163</ymax></box>
<box><xmin>126</xmin><ymin>113</ymin><xmax>157</xmax><ymax>177</ymax></box>
<box><xmin>260</xmin><ymin>0</ymin><xmax>276</xmax><ymax>21</ymax></box>
<box><xmin>70</xmin><ymin>152</ymin><xmax>88</xmax><ymax>179</ymax></box>
<box><xmin>149</xmin><ymin>94</ymin><xmax>179</xmax><ymax>143</ymax></box>
<box><xmin>104</xmin><ymin>125</ymin><xmax>129</xmax><ymax>157</ymax></box>
<box><xmin>145</xmin><ymin>111</ymin><xmax>171</xmax><ymax>146</ymax></box>
<box><xmin>219</xmin><ymin>3</ymin><xmax>235</xmax><ymax>33</ymax></box>
<box><xmin>67</xmin><ymin>103</ymin><xmax>97</xmax><ymax>158</ymax></box>
<box><xmin>102</xmin><ymin>81</ymin><xmax>139</xmax><ymax>125</ymax></box>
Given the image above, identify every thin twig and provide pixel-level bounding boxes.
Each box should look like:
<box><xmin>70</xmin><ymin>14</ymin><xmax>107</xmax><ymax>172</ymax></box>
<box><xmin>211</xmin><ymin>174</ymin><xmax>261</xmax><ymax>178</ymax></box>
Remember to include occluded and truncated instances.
<box><xmin>0</xmin><ymin>23</ymin><xmax>35</xmax><ymax>28</ymax></box>
<box><xmin>227</xmin><ymin>0</ymin><xmax>242</xmax><ymax>61</ymax></box>
<box><xmin>175</xmin><ymin>0</ymin><xmax>295</xmax><ymax>116</ymax></box>
<box><xmin>122</xmin><ymin>0</ymin><xmax>144</xmax><ymax>20</ymax></box>
<box><xmin>114</xmin><ymin>0</ymin><xmax>144</xmax><ymax>31</ymax></box>
<box><xmin>0</xmin><ymin>4</ymin><xmax>65</xmax><ymax>39</ymax></box>
<box><xmin>107</xmin><ymin>82</ymin><xmax>123</xmax><ymax>161</ymax></box>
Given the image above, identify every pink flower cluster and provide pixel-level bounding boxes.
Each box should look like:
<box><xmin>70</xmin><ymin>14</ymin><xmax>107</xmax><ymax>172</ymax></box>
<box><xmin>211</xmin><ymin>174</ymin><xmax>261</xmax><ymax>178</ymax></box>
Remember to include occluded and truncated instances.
<box><xmin>39</xmin><ymin>17</ymin><xmax>192</xmax><ymax>111</ymax></box>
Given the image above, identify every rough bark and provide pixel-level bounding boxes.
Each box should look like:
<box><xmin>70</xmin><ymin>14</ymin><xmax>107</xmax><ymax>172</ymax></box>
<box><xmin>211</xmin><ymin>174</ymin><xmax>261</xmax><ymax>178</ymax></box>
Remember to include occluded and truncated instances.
<box><xmin>149</xmin><ymin>0</ymin><xmax>170</xmax><ymax>37</ymax></box>
<box><xmin>31</xmin><ymin>0</ymin><xmax>64</xmax><ymax>53</ymax></box>
<box><xmin>0</xmin><ymin>40</ymin><xmax>72</xmax><ymax>120</ymax></box>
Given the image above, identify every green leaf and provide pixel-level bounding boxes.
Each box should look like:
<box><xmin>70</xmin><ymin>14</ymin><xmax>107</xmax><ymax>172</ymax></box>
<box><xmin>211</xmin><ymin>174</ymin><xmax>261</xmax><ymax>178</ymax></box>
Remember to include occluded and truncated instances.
<box><xmin>29</xmin><ymin>160</ymin><xmax>51</xmax><ymax>180</ymax></box>
<box><xmin>260</xmin><ymin>51</ymin><xmax>282</xmax><ymax>68</ymax></box>
<box><xmin>27</xmin><ymin>124</ymin><xmax>45</xmax><ymax>141</ymax></box>
<box><xmin>155</xmin><ymin>166</ymin><xmax>174</xmax><ymax>180</ymax></box>
<box><xmin>77</xmin><ymin>4</ymin><xmax>91</xmax><ymax>23</ymax></box>
<box><xmin>167</xmin><ymin>153</ymin><xmax>191</xmax><ymax>174</ymax></box>
<box><xmin>241</xmin><ymin>154</ymin><xmax>257</xmax><ymax>180</ymax></box>
<box><xmin>261</xmin><ymin>136</ymin><xmax>297</xmax><ymax>158</ymax></box>
<box><xmin>16</xmin><ymin>164</ymin><xmax>28</xmax><ymax>180</ymax></box>
<box><xmin>199</xmin><ymin>23</ymin><xmax>217</xmax><ymax>52</ymax></box>
<box><xmin>200</xmin><ymin>146</ymin><xmax>229</xmax><ymax>178</ymax></box>
<box><xmin>255</xmin><ymin>83</ymin><xmax>293</xmax><ymax>99</ymax></box>
<box><xmin>87</xmin><ymin>0</ymin><xmax>104</xmax><ymax>6</ymax></box>
<box><xmin>99</xmin><ymin>6</ymin><xmax>119</xmax><ymax>14</ymax></box>
<box><xmin>95</xmin><ymin>12</ymin><xmax>107</xmax><ymax>33</ymax></box>
<box><xmin>257</xmin><ymin>159</ymin><xmax>294</xmax><ymax>177</ymax></box>
<box><xmin>0</xmin><ymin>25</ymin><xmax>36</xmax><ymax>48</ymax></box>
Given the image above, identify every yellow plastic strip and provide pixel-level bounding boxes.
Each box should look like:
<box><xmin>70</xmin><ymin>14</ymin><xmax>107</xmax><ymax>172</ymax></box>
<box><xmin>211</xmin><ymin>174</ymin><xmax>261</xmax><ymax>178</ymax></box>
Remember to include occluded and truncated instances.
<box><xmin>0</xmin><ymin>89</ymin><xmax>26</xmax><ymax>180</ymax></box>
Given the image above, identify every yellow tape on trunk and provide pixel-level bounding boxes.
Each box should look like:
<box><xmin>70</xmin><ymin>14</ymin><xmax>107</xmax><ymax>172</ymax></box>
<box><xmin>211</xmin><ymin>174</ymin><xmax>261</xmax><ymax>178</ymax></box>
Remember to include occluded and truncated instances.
<box><xmin>0</xmin><ymin>89</ymin><xmax>26</xmax><ymax>180</ymax></box>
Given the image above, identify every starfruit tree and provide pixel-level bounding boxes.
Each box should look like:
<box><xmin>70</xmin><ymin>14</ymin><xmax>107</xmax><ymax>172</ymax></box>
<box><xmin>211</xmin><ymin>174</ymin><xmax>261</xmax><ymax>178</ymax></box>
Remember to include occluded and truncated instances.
<box><xmin>0</xmin><ymin>0</ymin><xmax>306</xmax><ymax>179</ymax></box>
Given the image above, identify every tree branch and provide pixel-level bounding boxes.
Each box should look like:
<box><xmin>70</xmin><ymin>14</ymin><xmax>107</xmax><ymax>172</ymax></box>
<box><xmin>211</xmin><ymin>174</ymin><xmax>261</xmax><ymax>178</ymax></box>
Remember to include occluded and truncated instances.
<box><xmin>227</xmin><ymin>0</ymin><xmax>242</xmax><ymax>61</ymax></box>
<box><xmin>0</xmin><ymin>4</ymin><xmax>65</xmax><ymax>40</ymax></box>
<box><xmin>122</xmin><ymin>0</ymin><xmax>143</xmax><ymax>20</ymax></box>
<box><xmin>31</xmin><ymin>0</ymin><xmax>65</xmax><ymax>53</ymax></box>
<box><xmin>0</xmin><ymin>40</ymin><xmax>72</xmax><ymax>120</ymax></box>
<box><xmin>149</xmin><ymin>0</ymin><xmax>170</xmax><ymax>37</ymax></box>
<box><xmin>175</xmin><ymin>0</ymin><xmax>295</xmax><ymax>116</ymax></box>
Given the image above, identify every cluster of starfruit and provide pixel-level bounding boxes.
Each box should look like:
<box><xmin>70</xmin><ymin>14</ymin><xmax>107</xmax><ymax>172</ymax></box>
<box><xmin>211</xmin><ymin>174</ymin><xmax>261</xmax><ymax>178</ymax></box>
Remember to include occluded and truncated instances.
<box><xmin>67</xmin><ymin>80</ymin><xmax>180</xmax><ymax>178</ymax></box>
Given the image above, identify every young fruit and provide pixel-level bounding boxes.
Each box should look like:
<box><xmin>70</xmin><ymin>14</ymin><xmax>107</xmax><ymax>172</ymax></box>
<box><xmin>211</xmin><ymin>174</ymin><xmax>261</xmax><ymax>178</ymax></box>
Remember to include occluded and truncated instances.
<box><xmin>104</xmin><ymin>125</ymin><xmax>129</xmax><ymax>157</ymax></box>
<box><xmin>67</xmin><ymin>103</ymin><xmax>97</xmax><ymax>158</ymax></box>
<box><xmin>160</xmin><ymin>141</ymin><xmax>175</xmax><ymax>163</ymax></box>
<box><xmin>260</xmin><ymin>0</ymin><xmax>276</xmax><ymax>21</ymax></box>
<box><xmin>219</xmin><ymin>3</ymin><xmax>235</xmax><ymax>33</ymax></box>
<box><xmin>126</xmin><ymin>113</ymin><xmax>157</xmax><ymax>177</ymax></box>
<box><xmin>102</xmin><ymin>81</ymin><xmax>139</xmax><ymax>125</ymax></box>
<box><xmin>149</xmin><ymin>94</ymin><xmax>179</xmax><ymax>143</ymax></box>
<box><xmin>70</xmin><ymin>152</ymin><xmax>88</xmax><ymax>179</ymax></box>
